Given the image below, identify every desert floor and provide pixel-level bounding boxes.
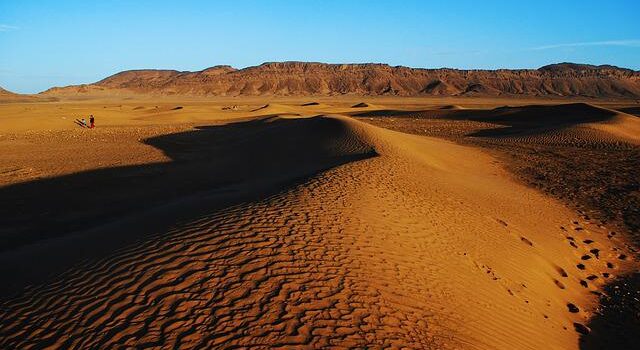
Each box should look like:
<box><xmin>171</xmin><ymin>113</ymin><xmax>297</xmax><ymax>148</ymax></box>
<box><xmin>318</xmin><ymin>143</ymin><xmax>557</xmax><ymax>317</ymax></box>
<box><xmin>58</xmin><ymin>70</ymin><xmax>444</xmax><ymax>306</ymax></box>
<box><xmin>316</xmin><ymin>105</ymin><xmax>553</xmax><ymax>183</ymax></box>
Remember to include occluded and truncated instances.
<box><xmin>0</xmin><ymin>96</ymin><xmax>638</xmax><ymax>349</ymax></box>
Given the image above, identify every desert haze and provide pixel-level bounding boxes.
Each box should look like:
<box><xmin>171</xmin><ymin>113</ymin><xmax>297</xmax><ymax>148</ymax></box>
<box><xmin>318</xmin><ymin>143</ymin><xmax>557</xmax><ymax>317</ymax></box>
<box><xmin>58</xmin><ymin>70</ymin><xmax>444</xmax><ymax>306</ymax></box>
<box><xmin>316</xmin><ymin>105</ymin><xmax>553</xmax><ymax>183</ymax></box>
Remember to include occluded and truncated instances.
<box><xmin>0</xmin><ymin>61</ymin><xmax>639</xmax><ymax>350</ymax></box>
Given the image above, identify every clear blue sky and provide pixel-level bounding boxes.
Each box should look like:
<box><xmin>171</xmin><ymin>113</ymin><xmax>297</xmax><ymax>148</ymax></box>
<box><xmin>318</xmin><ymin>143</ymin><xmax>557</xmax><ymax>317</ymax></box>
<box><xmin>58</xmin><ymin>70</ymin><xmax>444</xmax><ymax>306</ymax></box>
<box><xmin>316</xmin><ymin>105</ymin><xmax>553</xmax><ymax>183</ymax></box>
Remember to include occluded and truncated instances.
<box><xmin>1</xmin><ymin>0</ymin><xmax>639</xmax><ymax>93</ymax></box>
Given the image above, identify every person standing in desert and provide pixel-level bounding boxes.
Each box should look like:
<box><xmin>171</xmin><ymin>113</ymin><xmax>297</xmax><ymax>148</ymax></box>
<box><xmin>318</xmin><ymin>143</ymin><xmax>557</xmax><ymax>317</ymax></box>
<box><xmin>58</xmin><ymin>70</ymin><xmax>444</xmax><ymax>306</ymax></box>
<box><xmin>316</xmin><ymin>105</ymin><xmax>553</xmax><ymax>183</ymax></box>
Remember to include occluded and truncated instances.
<box><xmin>89</xmin><ymin>115</ymin><xmax>95</xmax><ymax>128</ymax></box>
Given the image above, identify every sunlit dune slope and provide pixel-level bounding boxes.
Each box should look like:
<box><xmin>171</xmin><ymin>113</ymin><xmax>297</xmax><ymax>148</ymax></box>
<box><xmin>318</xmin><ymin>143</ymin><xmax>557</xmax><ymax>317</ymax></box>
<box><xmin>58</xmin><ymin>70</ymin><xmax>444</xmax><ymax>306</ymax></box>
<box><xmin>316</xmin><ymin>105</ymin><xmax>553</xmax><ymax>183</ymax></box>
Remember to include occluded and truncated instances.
<box><xmin>465</xmin><ymin>103</ymin><xmax>640</xmax><ymax>145</ymax></box>
<box><xmin>0</xmin><ymin>115</ymin><xmax>633</xmax><ymax>349</ymax></box>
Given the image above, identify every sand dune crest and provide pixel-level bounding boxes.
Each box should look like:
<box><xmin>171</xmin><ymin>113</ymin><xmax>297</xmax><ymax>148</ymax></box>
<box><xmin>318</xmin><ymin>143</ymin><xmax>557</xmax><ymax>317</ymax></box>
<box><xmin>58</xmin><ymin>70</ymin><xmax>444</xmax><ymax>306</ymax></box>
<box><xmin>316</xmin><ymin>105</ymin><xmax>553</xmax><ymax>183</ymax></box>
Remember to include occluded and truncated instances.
<box><xmin>0</xmin><ymin>115</ymin><xmax>633</xmax><ymax>349</ymax></box>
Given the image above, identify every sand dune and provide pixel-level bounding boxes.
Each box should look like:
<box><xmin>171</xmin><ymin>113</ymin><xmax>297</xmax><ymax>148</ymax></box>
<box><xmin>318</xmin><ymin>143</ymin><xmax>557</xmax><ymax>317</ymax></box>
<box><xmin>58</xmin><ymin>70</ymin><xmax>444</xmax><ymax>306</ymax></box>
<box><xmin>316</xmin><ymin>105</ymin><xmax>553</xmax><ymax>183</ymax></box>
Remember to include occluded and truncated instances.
<box><xmin>0</xmin><ymin>116</ymin><xmax>373</xmax><ymax>253</ymax></box>
<box><xmin>247</xmin><ymin>103</ymin><xmax>302</xmax><ymax>117</ymax></box>
<box><xmin>614</xmin><ymin>106</ymin><xmax>640</xmax><ymax>116</ymax></box>
<box><xmin>585</xmin><ymin>110</ymin><xmax>640</xmax><ymax>145</ymax></box>
<box><xmin>357</xmin><ymin>103</ymin><xmax>640</xmax><ymax>147</ymax></box>
<box><xmin>439</xmin><ymin>104</ymin><xmax>464</xmax><ymax>110</ymax></box>
<box><xmin>0</xmin><ymin>112</ymin><xmax>634</xmax><ymax>349</ymax></box>
<box><xmin>463</xmin><ymin>103</ymin><xmax>640</xmax><ymax>146</ymax></box>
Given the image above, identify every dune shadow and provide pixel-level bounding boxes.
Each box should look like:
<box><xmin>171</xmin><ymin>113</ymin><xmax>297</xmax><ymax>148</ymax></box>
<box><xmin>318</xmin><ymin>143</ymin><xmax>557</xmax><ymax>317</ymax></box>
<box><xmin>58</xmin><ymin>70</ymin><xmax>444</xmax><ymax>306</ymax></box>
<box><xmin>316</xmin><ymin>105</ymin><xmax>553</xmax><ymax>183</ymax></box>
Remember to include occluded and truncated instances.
<box><xmin>353</xmin><ymin>103</ymin><xmax>620</xmax><ymax>139</ymax></box>
<box><xmin>351</xmin><ymin>109</ymin><xmax>425</xmax><ymax>117</ymax></box>
<box><xmin>0</xmin><ymin>116</ymin><xmax>376</xmax><ymax>296</ymax></box>
<box><xmin>579</xmin><ymin>272</ymin><xmax>640</xmax><ymax>350</ymax></box>
<box><xmin>615</xmin><ymin>106</ymin><xmax>640</xmax><ymax>117</ymax></box>
<box><xmin>458</xmin><ymin>103</ymin><xmax>618</xmax><ymax>138</ymax></box>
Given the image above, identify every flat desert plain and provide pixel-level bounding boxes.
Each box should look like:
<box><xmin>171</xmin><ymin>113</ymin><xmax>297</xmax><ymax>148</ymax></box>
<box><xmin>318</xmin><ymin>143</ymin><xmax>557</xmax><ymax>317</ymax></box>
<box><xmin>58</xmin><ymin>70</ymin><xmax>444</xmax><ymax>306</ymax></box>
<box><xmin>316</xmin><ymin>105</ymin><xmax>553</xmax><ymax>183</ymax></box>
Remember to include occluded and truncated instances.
<box><xmin>0</xmin><ymin>96</ymin><xmax>639</xmax><ymax>349</ymax></box>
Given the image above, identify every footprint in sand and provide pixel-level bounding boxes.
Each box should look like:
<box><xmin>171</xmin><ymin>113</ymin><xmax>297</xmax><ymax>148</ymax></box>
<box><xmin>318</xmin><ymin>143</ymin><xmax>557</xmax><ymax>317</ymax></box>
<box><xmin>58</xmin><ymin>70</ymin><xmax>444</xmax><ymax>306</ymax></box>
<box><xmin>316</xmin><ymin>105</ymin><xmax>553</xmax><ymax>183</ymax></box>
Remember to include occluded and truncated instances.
<box><xmin>566</xmin><ymin>236</ymin><xmax>578</xmax><ymax>248</ymax></box>
<box><xmin>567</xmin><ymin>303</ymin><xmax>580</xmax><ymax>313</ymax></box>
<box><xmin>555</xmin><ymin>266</ymin><xmax>569</xmax><ymax>278</ymax></box>
<box><xmin>579</xmin><ymin>280</ymin><xmax>588</xmax><ymax>288</ymax></box>
<box><xmin>553</xmin><ymin>279</ymin><xmax>566</xmax><ymax>289</ymax></box>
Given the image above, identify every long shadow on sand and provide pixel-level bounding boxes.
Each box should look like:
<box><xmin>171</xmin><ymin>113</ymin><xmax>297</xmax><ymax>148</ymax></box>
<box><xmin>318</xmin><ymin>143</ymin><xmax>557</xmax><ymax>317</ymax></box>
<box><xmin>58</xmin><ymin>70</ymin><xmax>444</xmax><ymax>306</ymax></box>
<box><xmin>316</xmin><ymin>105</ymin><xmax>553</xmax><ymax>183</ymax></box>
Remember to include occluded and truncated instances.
<box><xmin>579</xmin><ymin>273</ymin><xmax>640</xmax><ymax>350</ymax></box>
<box><xmin>356</xmin><ymin>103</ymin><xmax>622</xmax><ymax>138</ymax></box>
<box><xmin>460</xmin><ymin>103</ymin><xmax>619</xmax><ymax>138</ymax></box>
<box><xmin>0</xmin><ymin>116</ymin><xmax>376</xmax><ymax>296</ymax></box>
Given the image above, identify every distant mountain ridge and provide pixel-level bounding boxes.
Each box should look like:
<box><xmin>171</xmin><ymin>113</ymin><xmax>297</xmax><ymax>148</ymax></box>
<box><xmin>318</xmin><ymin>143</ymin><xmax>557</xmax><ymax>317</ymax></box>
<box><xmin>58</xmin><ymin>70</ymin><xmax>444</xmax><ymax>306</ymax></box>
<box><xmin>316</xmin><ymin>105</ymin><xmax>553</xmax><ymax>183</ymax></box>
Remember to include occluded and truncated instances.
<box><xmin>0</xmin><ymin>86</ymin><xmax>57</xmax><ymax>102</ymax></box>
<box><xmin>0</xmin><ymin>86</ymin><xmax>20</xmax><ymax>96</ymax></box>
<box><xmin>41</xmin><ymin>62</ymin><xmax>640</xmax><ymax>99</ymax></box>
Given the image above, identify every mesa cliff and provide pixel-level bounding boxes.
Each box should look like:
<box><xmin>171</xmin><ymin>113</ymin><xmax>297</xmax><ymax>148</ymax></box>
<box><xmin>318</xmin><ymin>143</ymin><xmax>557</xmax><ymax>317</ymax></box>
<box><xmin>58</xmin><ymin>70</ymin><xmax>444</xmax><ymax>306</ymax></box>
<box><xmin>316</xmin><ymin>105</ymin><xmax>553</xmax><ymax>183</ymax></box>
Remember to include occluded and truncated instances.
<box><xmin>41</xmin><ymin>62</ymin><xmax>640</xmax><ymax>98</ymax></box>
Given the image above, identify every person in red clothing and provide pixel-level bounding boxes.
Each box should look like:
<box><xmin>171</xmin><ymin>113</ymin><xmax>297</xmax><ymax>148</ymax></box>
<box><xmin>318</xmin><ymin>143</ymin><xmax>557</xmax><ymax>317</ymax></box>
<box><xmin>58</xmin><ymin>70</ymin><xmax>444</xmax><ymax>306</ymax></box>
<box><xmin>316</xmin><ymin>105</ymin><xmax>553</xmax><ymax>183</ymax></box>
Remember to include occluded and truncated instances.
<box><xmin>89</xmin><ymin>115</ymin><xmax>95</xmax><ymax>128</ymax></box>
